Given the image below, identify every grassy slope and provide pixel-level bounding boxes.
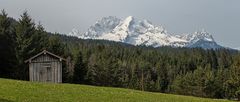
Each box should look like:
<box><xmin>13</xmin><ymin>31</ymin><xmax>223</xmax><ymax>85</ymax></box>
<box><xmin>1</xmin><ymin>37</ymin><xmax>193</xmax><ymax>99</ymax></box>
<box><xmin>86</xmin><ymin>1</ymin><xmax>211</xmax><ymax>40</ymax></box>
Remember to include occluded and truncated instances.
<box><xmin>0</xmin><ymin>78</ymin><xmax>232</xmax><ymax>102</ymax></box>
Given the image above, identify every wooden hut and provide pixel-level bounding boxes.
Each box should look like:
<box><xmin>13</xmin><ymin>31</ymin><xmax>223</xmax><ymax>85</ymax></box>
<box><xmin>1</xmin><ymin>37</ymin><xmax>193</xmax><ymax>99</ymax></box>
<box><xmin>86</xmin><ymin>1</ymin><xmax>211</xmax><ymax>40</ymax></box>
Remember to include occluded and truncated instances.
<box><xmin>25</xmin><ymin>50</ymin><xmax>65</xmax><ymax>83</ymax></box>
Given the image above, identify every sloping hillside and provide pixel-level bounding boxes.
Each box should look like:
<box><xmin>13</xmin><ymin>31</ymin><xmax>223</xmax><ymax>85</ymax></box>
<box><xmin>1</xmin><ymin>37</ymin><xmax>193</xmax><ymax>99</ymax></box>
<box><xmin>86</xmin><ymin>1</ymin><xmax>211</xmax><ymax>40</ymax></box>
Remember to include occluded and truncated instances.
<box><xmin>0</xmin><ymin>78</ymin><xmax>232</xmax><ymax>102</ymax></box>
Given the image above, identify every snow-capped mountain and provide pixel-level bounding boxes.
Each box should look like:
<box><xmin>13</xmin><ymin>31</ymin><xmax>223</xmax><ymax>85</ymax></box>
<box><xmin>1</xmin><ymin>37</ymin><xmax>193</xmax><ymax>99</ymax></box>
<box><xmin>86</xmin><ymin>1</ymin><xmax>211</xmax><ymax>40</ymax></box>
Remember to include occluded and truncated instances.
<box><xmin>69</xmin><ymin>16</ymin><xmax>223</xmax><ymax>49</ymax></box>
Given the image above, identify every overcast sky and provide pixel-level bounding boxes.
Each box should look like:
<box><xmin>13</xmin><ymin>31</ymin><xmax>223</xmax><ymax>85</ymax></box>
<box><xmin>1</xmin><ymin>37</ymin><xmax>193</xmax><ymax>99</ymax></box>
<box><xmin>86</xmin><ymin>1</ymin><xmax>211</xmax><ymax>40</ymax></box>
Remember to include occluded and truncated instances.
<box><xmin>0</xmin><ymin>0</ymin><xmax>239</xmax><ymax>49</ymax></box>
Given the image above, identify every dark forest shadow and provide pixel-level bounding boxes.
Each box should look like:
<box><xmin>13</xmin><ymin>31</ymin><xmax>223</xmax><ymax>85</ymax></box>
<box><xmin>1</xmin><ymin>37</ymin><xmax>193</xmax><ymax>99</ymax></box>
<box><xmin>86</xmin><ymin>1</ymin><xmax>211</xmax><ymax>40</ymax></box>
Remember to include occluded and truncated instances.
<box><xmin>0</xmin><ymin>98</ymin><xmax>13</xmax><ymax>102</ymax></box>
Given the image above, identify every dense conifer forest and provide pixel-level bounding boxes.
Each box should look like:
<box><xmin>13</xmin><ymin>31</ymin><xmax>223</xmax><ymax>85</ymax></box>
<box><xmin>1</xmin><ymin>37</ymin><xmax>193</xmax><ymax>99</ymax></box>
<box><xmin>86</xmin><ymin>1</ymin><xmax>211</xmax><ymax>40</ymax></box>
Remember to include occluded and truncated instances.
<box><xmin>0</xmin><ymin>10</ymin><xmax>240</xmax><ymax>100</ymax></box>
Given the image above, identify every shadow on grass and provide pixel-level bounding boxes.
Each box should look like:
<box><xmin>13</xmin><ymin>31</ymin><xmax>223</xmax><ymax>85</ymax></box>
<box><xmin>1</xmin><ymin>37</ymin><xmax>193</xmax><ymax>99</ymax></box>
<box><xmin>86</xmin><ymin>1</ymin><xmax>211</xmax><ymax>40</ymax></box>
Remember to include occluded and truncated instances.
<box><xmin>0</xmin><ymin>98</ymin><xmax>13</xmax><ymax>102</ymax></box>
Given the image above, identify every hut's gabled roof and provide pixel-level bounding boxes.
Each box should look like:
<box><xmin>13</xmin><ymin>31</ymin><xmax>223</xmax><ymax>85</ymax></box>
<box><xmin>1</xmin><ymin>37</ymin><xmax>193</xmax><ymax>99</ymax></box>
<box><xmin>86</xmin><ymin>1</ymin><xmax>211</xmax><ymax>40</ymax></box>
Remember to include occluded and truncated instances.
<box><xmin>25</xmin><ymin>50</ymin><xmax>66</xmax><ymax>63</ymax></box>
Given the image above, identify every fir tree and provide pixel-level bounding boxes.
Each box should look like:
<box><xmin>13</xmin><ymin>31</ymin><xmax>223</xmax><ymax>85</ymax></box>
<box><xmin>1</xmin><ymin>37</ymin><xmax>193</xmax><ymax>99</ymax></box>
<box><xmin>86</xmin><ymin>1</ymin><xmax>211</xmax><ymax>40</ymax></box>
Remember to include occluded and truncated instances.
<box><xmin>73</xmin><ymin>51</ymin><xmax>86</xmax><ymax>84</ymax></box>
<box><xmin>0</xmin><ymin>9</ymin><xmax>16</xmax><ymax>78</ymax></box>
<box><xmin>15</xmin><ymin>11</ymin><xmax>36</xmax><ymax>80</ymax></box>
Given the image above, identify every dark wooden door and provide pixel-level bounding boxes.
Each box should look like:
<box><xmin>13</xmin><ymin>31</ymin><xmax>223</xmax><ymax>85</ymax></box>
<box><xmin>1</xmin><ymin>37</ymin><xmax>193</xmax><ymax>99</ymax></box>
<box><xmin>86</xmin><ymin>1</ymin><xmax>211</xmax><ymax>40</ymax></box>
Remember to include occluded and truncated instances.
<box><xmin>40</xmin><ymin>62</ymin><xmax>51</xmax><ymax>82</ymax></box>
<box><xmin>39</xmin><ymin>67</ymin><xmax>47</xmax><ymax>82</ymax></box>
<box><xmin>46</xmin><ymin>66</ymin><xmax>52</xmax><ymax>82</ymax></box>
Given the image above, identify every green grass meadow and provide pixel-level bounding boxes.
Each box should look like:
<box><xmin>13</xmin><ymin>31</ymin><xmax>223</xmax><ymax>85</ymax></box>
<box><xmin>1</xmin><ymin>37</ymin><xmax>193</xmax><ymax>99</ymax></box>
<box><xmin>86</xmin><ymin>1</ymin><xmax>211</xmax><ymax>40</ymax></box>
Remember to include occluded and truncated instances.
<box><xmin>0</xmin><ymin>78</ymin><xmax>233</xmax><ymax>102</ymax></box>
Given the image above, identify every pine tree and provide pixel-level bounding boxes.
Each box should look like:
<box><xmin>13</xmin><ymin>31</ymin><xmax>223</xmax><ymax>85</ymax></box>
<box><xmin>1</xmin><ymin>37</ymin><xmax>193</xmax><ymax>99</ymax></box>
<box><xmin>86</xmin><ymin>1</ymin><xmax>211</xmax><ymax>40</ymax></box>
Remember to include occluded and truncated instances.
<box><xmin>86</xmin><ymin>54</ymin><xmax>98</xmax><ymax>85</ymax></box>
<box><xmin>156</xmin><ymin>63</ymin><xmax>169</xmax><ymax>93</ymax></box>
<box><xmin>73</xmin><ymin>51</ymin><xmax>86</xmax><ymax>84</ymax></box>
<box><xmin>33</xmin><ymin>22</ymin><xmax>48</xmax><ymax>51</ymax></box>
<box><xmin>0</xmin><ymin>9</ymin><xmax>16</xmax><ymax>78</ymax></box>
<box><xmin>236</xmin><ymin>88</ymin><xmax>240</xmax><ymax>101</ymax></box>
<box><xmin>15</xmin><ymin>11</ymin><xmax>36</xmax><ymax>80</ymax></box>
<box><xmin>47</xmin><ymin>35</ymin><xmax>64</xmax><ymax>56</ymax></box>
<box><xmin>224</xmin><ymin>55</ymin><xmax>240</xmax><ymax>100</ymax></box>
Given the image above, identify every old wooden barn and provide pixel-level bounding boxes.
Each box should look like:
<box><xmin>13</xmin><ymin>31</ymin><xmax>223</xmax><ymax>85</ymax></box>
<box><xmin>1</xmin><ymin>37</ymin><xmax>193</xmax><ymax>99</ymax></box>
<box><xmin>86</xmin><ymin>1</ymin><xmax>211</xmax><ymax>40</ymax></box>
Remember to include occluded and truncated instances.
<box><xmin>25</xmin><ymin>50</ymin><xmax>65</xmax><ymax>83</ymax></box>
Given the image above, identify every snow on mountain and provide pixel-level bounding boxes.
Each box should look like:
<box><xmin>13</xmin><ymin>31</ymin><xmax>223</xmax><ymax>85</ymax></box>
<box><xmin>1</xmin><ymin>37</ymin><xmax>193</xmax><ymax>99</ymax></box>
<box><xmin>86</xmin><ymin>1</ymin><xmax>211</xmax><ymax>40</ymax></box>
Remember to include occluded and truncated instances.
<box><xmin>69</xmin><ymin>16</ymin><xmax>223</xmax><ymax>49</ymax></box>
<box><xmin>178</xmin><ymin>29</ymin><xmax>214</xmax><ymax>44</ymax></box>
<box><xmin>69</xmin><ymin>28</ymin><xmax>81</xmax><ymax>37</ymax></box>
<box><xmin>234</xmin><ymin>47</ymin><xmax>240</xmax><ymax>51</ymax></box>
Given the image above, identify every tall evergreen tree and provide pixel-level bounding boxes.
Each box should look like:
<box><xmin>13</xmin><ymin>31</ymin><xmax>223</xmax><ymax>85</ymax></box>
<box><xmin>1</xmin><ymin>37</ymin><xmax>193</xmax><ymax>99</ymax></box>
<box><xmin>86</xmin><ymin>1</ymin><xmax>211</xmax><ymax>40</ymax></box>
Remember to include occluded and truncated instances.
<box><xmin>33</xmin><ymin>22</ymin><xmax>48</xmax><ymax>51</ymax></box>
<box><xmin>15</xmin><ymin>11</ymin><xmax>36</xmax><ymax>80</ymax></box>
<box><xmin>73</xmin><ymin>51</ymin><xmax>87</xmax><ymax>84</ymax></box>
<box><xmin>0</xmin><ymin>9</ymin><xmax>16</xmax><ymax>78</ymax></box>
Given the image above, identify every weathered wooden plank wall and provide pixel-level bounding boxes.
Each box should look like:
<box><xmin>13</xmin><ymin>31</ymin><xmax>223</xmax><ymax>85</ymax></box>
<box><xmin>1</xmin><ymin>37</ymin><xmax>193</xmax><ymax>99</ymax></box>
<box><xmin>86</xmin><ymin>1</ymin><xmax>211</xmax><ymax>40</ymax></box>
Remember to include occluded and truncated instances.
<box><xmin>29</xmin><ymin>54</ymin><xmax>62</xmax><ymax>83</ymax></box>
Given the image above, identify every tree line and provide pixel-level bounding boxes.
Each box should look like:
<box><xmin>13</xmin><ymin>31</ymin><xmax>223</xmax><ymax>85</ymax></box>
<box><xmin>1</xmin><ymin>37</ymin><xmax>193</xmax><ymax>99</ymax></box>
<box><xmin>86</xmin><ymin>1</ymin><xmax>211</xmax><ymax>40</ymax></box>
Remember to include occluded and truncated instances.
<box><xmin>0</xmin><ymin>10</ymin><xmax>240</xmax><ymax>100</ymax></box>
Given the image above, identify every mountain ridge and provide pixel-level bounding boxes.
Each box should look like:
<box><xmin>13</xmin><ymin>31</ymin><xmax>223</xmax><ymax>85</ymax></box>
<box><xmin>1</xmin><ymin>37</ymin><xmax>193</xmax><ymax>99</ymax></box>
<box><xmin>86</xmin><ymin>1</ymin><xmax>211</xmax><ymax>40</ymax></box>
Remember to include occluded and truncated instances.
<box><xmin>68</xmin><ymin>16</ymin><xmax>223</xmax><ymax>49</ymax></box>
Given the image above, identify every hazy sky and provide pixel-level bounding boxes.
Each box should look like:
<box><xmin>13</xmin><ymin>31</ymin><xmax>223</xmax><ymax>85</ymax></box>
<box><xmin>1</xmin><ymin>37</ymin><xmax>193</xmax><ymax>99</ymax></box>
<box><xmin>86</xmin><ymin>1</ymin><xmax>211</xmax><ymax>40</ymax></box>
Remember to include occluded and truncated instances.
<box><xmin>0</xmin><ymin>0</ymin><xmax>239</xmax><ymax>49</ymax></box>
